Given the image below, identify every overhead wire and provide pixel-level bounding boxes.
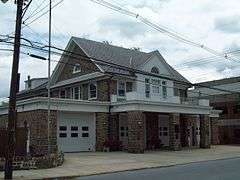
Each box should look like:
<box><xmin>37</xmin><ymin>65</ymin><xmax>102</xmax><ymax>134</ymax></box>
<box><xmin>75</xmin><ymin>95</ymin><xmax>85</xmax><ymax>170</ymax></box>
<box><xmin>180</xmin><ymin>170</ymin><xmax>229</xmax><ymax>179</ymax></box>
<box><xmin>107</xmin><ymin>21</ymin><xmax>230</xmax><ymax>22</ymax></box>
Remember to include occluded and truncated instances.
<box><xmin>88</xmin><ymin>0</ymin><xmax>240</xmax><ymax>63</ymax></box>
<box><xmin>0</xmin><ymin>37</ymin><xmax>239</xmax><ymax>96</ymax></box>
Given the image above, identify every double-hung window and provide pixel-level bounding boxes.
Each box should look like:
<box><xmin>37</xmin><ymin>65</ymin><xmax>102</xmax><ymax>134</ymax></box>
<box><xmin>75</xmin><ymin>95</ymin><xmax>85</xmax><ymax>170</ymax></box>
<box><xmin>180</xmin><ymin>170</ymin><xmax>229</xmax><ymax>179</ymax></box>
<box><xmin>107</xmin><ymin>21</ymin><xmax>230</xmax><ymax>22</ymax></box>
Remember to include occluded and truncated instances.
<box><xmin>162</xmin><ymin>81</ymin><xmax>167</xmax><ymax>98</ymax></box>
<box><xmin>145</xmin><ymin>78</ymin><xmax>150</xmax><ymax>98</ymax></box>
<box><xmin>118</xmin><ymin>81</ymin><xmax>126</xmax><ymax>97</ymax></box>
<box><xmin>151</xmin><ymin>79</ymin><xmax>161</xmax><ymax>94</ymax></box>
<box><xmin>89</xmin><ymin>82</ymin><xmax>97</xmax><ymax>99</ymax></box>
<box><xmin>72</xmin><ymin>86</ymin><xmax>81</xmax><ymax>100</ymax></box>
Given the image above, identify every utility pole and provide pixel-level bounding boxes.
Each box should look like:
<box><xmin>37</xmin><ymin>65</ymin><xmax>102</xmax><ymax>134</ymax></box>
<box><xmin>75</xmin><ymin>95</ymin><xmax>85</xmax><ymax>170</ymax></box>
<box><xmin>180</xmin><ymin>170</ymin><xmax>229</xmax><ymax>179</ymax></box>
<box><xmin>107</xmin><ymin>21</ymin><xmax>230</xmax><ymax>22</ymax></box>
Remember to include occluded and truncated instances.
<box><xmin>4</xmin><ymin>0</ymin><xmax>24</xmax><ymax>179</ymax></box>
<box><xmin>47</xmin><ymin>0</ymin><xmax>52</xmax><ymax>155</ymax></box>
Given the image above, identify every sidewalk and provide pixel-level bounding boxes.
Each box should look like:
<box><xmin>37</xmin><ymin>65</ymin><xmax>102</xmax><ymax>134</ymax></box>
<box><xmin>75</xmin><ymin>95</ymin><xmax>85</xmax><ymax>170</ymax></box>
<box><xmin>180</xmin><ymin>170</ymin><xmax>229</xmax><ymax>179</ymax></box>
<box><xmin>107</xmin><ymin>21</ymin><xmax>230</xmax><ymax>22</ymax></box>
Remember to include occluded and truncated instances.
<box><xmin>1</xmin><ymin>145</ymin><xmax>240</xmax><ymax>180</ymax></box>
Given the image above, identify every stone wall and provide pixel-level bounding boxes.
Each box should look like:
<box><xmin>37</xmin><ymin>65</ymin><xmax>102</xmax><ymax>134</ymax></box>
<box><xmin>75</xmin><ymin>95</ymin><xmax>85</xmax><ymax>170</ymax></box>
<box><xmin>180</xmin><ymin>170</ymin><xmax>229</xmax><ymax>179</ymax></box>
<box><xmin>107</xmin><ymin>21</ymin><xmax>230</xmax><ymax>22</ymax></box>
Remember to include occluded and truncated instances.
<box><xmin>210</xmin><ymin>117</ymin><xmax>220</xmax><ymax>145</ymax></box>
<box><xmin>127</xmin><ymin>111</ymin><xmax>145</xmax><ymax>153</ymax></box>
<box><xmin>0</xmin><ymin>110</ymin><xmax>58</xmax><ymax>156</ymax></box>
<box><xmin>169</xmin><ymin>113</ymin><xmax>181</xmax><ymax>150</ymax></box>
<box><xmin>200</xmin><ymin>115</ymin><xmax>210</xmax><ymax>148</ymax></box>
<box><xmin>95</xmin><ymin>112</ymin><xmax>109</xmax><ymax>151</ymax></box>
<box><xmin>0</xmin><ymin>152</ymin><xmax>64</xmax><ymax>171</ymax></box>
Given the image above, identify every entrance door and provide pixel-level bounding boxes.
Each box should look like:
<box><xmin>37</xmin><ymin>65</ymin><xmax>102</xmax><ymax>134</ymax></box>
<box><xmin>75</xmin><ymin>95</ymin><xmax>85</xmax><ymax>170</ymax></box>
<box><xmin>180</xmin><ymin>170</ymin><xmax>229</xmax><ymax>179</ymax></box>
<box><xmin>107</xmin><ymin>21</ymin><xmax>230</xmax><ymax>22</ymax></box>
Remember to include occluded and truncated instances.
<box><xmin>119</xmin><ymin>114</ymin><xmax>128</xmax><ymax>149</ymax></box>
<box><xmin>158</xmin><ymin>115</ymin><xmax>169</xmax><ymax>147</ymax></box>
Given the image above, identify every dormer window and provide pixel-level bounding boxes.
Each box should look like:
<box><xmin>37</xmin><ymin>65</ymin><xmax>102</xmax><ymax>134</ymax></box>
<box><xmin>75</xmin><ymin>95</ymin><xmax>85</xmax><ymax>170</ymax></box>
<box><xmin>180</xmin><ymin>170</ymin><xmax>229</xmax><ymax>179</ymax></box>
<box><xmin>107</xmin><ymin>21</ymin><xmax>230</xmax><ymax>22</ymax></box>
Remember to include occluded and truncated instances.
<box><xmin>151</xmin><ymin>67</ymin><xmax>159</xmax><ymax>74</ymax></box>
<box><xmin>73</xmin><ymin>63</ymin><xmax>81</xmax><ymax>74</ymax></box>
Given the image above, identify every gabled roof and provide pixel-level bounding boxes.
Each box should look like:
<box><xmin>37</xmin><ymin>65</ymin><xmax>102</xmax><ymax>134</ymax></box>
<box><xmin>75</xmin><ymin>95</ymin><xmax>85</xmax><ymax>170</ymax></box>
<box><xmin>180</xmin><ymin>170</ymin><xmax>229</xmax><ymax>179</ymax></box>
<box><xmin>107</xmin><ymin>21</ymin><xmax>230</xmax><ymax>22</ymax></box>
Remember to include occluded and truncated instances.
<box><xmin>72</xmin><ymin>37</ymin><xmax>190</xmax><ymax>84</ymax></box>
<box><xmin>72</xmin><ymin>37</ymin><xmax>153</xmax><ymax>69</ymax></box>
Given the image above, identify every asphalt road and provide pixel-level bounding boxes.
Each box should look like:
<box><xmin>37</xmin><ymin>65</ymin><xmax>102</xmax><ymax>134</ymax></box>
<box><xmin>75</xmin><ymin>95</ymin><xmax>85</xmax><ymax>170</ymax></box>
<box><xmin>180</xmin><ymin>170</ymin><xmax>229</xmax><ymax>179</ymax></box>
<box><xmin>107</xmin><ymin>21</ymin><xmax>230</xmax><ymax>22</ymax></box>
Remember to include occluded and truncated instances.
<box><xmin>75</xmin><ymin>158</ymin><xmax>240</xmax><ymax>180</ymax></box>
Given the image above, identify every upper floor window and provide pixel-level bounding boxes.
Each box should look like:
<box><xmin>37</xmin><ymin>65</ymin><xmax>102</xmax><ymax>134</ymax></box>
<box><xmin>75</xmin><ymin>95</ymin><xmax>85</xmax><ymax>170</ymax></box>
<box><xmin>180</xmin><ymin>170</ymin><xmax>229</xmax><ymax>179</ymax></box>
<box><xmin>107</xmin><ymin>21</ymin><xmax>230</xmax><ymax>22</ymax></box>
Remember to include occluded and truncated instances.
<box><xmin>118</xmin><ymin>81</ymin><xmax>126</xmax><ymax>97</ymax></box>
<box><xmin>162</xmin><ymin>81</ymin><xmax>167</xmax><ymax>98</ymax></box>
<box><xmin>89</xmin><ymin>82</ymin><xmax>97</xmax><ymax>99</ymax></box>
<box><xmin>151</xmin><ymin>67</ymin><xmax>160</xmax><ymax>74</ymax></box>
<box><xmin>73</xmin><ymin>63</ymin><xmax>81</xmax><ymax>74</ymax></box>
<box><xmin>145</xmin><ymin>78</ymin><xmax>150</xmax><ymax>98</ymax></box>
<box><xmin>151</xmin><ymin>79</ymin><xmax>161</xmax><ymax>94</ymax></box>
<box><xmin>71</xmin><ymin>86</ymin><xmax>81</xmax><ymax>100</ymax></box>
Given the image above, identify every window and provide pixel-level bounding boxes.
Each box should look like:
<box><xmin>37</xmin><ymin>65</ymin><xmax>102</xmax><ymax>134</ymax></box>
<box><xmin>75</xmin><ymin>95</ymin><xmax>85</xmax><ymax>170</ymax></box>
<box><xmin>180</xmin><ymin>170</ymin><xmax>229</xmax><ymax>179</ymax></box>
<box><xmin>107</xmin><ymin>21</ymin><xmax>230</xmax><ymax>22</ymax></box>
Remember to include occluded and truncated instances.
<box><xmin>82</xmin><ymin>133</ymin><xmax>89</xmax><ymax>137</ymax></box>
<box><xmin>71</xmin><ymin>126</ymin><xmax>78</xmax><ymax>131</ymax></box>
<box><xmin>72</xmin><ymin>86</ymin><xmax>81</xmax><ymax>100</ymax></box>
<box><xmin>59</xmin><ymin>126</ymin><xmax>67</xmax><ymax>131</ymax></box>
<box><xmin>71</xmin><ymin>133</ymin><xmax>78</xmax><ymax>137</ymax></box>
<box><xmin>120</xmin><ymin>126</ymin><xmax>128</xmax><ymax>137</ymax></box>
<box><xmin>82</xmin><ymin>126</ymin><xmax>89</xmax><ymax>131</ymax></box>
<box><xmin>162</xmin><ymin>81</ymin><xmax>167</xmax><ymax>98</ymax></box>
<box><xmin>59</xmin><ymin>89</ymin><xmax>66</xmax><ymax>98</ymax></box>
<box><xmin>152</xmin><ymin>79</ymin><xmax>161</xmax><ymax>94</ymax></box>
<box><xmin>73</xmin><ymin>63</ymin><xmax>81</xmax><ymax>73</ymax></box>
<box><xmin>151</xmin><ymin>67</ymin><xmax>160</xmax><ymax>74</ymax></box>
<box><xmin>59</xmin><ymin>133</ymin><xmax>67</xmax><ymax>138</ymax></box>
<box><xmin>126</xmin><ymin>82</ymin><xmax>133</xmax><ymax>92</ymax></box>
<box><xmin>159</xmin><ymin>126</ymin><xmax>169</xmax><ymax>137</ymax></box>
<box><xmin>89</xmin><ymin>82</ymin><xmax>97</xmax><ymax>99</ymax></box>
<box><xmin>145</xmin><ymin>78</ymin><xmax>150</xmax><ymax>98</ymax></box>
<box><xmin>118</xmin><ymin>81</ymin><xmax>126</xmax><ymax>97</ymax></box>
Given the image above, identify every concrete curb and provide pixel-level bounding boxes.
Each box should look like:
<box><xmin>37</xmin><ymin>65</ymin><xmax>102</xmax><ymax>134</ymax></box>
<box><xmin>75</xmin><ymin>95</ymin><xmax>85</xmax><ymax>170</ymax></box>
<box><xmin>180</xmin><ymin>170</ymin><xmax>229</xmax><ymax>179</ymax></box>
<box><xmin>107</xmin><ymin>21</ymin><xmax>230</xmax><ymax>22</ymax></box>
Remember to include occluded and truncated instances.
<box><xmin>43</xmin><ymin>156</ymin><xmax>240</xmax><ymax>180</ymax></box>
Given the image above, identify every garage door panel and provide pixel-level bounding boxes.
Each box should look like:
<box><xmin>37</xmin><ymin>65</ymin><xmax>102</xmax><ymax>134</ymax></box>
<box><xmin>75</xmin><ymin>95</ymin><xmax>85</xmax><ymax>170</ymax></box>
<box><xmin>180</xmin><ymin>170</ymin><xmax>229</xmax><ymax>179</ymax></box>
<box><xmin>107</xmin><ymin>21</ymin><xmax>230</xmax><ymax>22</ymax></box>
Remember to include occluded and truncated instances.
<box><xmin>58</xmin><ymin>112</ymin><xmax>95</xmax><ymax>152</ymax></box>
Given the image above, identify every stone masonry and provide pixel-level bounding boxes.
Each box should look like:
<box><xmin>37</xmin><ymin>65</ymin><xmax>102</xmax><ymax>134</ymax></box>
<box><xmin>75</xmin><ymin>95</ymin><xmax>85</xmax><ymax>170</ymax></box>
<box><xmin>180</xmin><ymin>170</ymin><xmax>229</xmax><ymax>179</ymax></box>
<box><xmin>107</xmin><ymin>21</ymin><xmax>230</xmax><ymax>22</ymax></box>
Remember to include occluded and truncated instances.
<box><xmin>0</xmin><ymin>110</ymin><xmax>58</xmax><ymax>156</ymax></box>
<box><xmin>127</xmin><ymin>111</ymin><xmax>145</xmax><ymax>153</ymax></box>
<box><xmin>200</xmin><ymin>114</ymin><xmax>211</xmax><ymax>148</ymax></box>
<box><xmin>169</xmin><ymin>113</ymin><xmax>181</xmax><ymax>150</ymax></box>
<box><xmin>95</xmin><ymin>112</ymin><xmax>109</xmax><ymax>151</ymax></box>
<box><xmin>210</xmin><ymin>117</ymin><xmax>220</xmax><ymax>145</ymax></box>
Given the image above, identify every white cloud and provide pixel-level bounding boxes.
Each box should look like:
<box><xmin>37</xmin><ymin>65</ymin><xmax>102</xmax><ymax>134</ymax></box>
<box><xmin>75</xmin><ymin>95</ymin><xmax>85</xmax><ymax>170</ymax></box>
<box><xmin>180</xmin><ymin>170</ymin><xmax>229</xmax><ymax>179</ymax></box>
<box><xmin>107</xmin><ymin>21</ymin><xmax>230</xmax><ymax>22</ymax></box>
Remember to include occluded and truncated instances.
<box><xmin>1</xmin><ymin>0</ymin><xmax>240</xmax><ymax>98</ymax></box>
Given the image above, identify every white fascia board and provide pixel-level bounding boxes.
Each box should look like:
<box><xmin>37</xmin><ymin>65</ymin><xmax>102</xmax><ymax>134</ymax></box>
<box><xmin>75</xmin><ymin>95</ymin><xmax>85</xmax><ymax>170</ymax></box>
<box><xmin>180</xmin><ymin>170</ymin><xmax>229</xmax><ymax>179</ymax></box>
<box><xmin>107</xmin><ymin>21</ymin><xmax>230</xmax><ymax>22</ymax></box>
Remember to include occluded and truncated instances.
<box><xmin>50</xmin><ymin>72</ymin><xmax>106</xmax><ymax>89</ymax></box>
<box><xmin>0</xmin><ymin>97</ymin><xmax>110</xmax><ymax>115</ymax></box>
<box><xmin>111</xmin><ymin>100</ymin><xmax>212</xmax><ymax>115</ymax></box>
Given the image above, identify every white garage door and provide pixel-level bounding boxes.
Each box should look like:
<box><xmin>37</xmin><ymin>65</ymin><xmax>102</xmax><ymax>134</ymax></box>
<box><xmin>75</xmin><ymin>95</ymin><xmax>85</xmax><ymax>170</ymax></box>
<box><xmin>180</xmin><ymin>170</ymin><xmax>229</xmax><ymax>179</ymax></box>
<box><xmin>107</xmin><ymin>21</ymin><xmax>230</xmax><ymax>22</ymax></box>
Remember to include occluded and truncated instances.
<box><xmin>57</xmin><ymin>112</ymin><xmax>96</xmax><ymax>152</ymax></box>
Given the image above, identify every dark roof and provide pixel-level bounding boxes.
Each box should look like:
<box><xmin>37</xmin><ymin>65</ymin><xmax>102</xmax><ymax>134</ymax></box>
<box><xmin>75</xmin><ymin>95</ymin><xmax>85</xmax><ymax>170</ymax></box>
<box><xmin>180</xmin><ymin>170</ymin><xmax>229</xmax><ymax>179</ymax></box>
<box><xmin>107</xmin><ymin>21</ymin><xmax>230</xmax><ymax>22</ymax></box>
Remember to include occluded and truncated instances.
<box><xmin>197</xmin><ymin>76</ymin><xmax>240</xmax><ymax>87</ymax></box>
<box><xmin>73</xmin><ymin>37</ymin><xmax>153</xmax><ymax>68</ymax></box>
<box><xmin>72</xmin><ymin>37</ymin><xmax>190</xmax><ymax>84</ymax></box>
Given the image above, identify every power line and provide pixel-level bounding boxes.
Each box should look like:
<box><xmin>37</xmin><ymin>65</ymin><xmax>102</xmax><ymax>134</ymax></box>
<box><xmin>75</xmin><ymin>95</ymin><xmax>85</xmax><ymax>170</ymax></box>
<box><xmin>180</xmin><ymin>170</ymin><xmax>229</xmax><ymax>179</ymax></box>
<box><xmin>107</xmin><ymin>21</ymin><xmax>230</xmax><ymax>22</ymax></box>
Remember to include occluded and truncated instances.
<box><xmin>0</xmin><ymin>47</ymin><xmax>238</xmax><ymax>101</ymax></box>
<box><xmin>88</xmin><ymin>0</ymin><xmax>240</xmax><ymax>63</ymax></box>
<box><xmin>1</xmin><ymin>37</ymin><xmax>239</xmax><ymax>95</ymax></box>
<box><xmin>23</xmin><ymin>0</ymin><xmax>64</xmax><ymax>26</ymax></box>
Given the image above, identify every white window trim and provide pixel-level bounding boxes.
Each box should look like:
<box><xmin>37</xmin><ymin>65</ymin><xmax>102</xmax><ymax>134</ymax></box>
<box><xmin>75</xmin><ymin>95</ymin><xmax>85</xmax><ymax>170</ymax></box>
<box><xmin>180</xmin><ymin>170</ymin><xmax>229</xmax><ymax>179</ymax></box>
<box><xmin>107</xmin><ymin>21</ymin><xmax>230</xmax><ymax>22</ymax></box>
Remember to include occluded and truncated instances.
<box><xmin>73</xmin><ymin>63</ymin><xmax>81</xmax><ymax>74</ymax></box>
<box><xmin>117</xmin><ymin>80</ymin><xmax>126</xmax><ymax>98</ymax></box>
<box><xmin>162</xmin><ymin>81</ymin><xmax>168</xmax><ymax>98</ymax></box>
<box><xmin>88</xmin><ymin>82</ymin><xmax>97</xmax><ymax>100</ymax></box>
<box><xmin>71</xmin><ymin>86</ymin><xmax>81</xmax><ymax>100</ymax></box>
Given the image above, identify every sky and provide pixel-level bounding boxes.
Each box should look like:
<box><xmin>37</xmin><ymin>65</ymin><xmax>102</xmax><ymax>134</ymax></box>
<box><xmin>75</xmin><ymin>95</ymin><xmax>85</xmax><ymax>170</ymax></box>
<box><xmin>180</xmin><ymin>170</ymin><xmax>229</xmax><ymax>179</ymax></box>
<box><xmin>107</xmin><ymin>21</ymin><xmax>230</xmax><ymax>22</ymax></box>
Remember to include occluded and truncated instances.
<box><xmin>0</xmin><ymin>0</ymin><xmax>240</xmax><ymax>100</ymax></box>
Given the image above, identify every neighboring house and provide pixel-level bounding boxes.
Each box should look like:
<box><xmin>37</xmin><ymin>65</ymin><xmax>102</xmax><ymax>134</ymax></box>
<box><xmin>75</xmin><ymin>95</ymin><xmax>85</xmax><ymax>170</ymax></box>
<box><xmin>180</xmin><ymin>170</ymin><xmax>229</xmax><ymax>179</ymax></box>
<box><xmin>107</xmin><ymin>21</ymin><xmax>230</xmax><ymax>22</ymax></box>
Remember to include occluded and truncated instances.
<box><xmin>0</xmin><ymin>37</ymin><xmax>218</xmax><ymax>155</ymax></box>
<box><xmin>189</xmin><ymin>77</ymin><xmax>240</xmax><ymax>145</ymax></box>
